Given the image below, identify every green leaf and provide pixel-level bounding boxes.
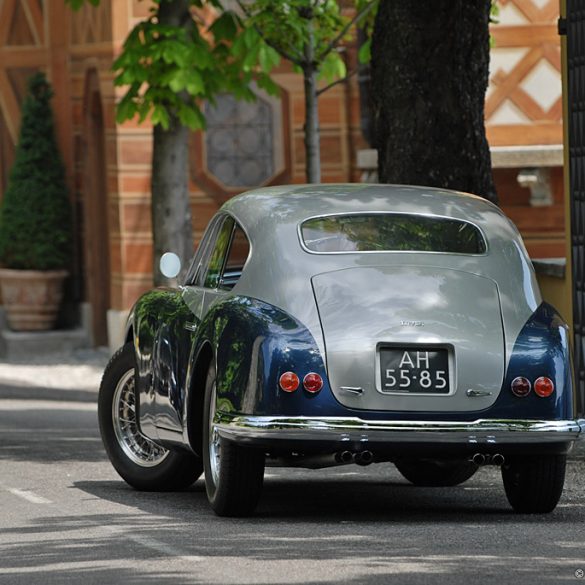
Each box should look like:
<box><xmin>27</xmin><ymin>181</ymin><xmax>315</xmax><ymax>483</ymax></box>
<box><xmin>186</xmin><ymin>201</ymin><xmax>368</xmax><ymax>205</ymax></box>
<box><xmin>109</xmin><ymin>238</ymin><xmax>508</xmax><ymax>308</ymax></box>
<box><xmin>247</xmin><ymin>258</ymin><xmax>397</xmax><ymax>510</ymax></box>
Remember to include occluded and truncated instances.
<box><xmin>189</xmin><ymin>43</ymin><xmax>214</xmax><ymax>69</ymax></box>
<box><xmin>185</xmin><ymin>70</ymin><xmax>205</xmax><ymax>95</ymax></box>
<box><xmin>320</xmin><ymin>52</ymin><xmax>346</xmax><ymax>83</ymax></box>
<box><xmin>358</xmin><ymin>38</ymin><xmax>371</xmax><ymax>64</ymax></box>
<box><xmin>168</xmin><ymin>70</ymin><xmax>187</xmax><ymax>92</ymax></box>
<box><xmin>116</xmin><ymin>95</ymin><xmax>137</xmax><ymax>122</ymax></box>
<box><xmin>257</xmin><ymin>43</ymin><xmax>280</xmax><ymax>72</ymax></box>
<box><xmin>177</xmin><ymin>104</ymin><xmax>206</xmax><ymax>130</ymax></box>
<box><xmin>242</xmin><ymin>43</ymin><xmax>261</xmax><ymax>71</ymax></box>
<box><xmin>256</xmin><ymin>74</ymin><xmax>280</xmax><ymax>96</ymax></box>
<box><xmin>151</xmin><ymin>105</ymin><xmax>170</xmax><ymax>129</ymax></box>
<box><xmin>209</xmin><ymin>11</ymin><xmax>238</xmax><ymax>41</ymax></box>
<box><xmin>242</xmin><ymin>26</ymin><xmax>258</xmax><ymax>50</ymax></box>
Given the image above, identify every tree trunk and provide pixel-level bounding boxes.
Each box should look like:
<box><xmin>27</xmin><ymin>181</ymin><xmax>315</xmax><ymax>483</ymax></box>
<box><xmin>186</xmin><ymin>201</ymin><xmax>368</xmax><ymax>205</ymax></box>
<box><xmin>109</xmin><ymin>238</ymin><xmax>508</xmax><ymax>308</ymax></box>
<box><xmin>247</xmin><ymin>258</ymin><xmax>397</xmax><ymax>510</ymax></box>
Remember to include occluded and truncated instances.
<box><xmin>151</xmin><ymin>0</ymin><xmax>193</xmax><ymax>286</ymax></box>
<box><xmin>303</xmin><ymin>21</ymin><xmax>321</xmax><ymax>183</ymax></box>
<box><xmin>152</xmin><ymin>120</ymin><xmax>192</xmax><ymax>286</ymax></box>
<box><xmin>371</xmin><ymin>0</ymin><xmax>497</xmax><ymax>203</ymax></box>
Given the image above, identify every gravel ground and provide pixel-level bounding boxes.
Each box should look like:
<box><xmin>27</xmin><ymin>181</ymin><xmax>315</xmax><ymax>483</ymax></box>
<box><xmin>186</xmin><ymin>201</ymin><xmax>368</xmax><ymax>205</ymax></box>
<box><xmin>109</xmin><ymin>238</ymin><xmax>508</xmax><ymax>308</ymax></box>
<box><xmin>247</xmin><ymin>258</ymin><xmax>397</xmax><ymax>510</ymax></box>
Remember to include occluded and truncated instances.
<box><xmin>0</xmin><ymin>348</ymin><xmax>109</xmax><ymax>393</ymax></box>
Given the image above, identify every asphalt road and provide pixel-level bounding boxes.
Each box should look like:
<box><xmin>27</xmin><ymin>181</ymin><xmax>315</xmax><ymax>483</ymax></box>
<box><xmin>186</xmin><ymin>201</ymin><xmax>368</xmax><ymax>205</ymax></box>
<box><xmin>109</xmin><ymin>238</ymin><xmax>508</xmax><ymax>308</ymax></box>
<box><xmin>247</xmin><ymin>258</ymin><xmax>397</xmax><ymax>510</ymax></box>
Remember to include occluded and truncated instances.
<box><xmin>1</xmin><ymin>388</ymin><xmax>585</xmax><ymax>585</ymax></box>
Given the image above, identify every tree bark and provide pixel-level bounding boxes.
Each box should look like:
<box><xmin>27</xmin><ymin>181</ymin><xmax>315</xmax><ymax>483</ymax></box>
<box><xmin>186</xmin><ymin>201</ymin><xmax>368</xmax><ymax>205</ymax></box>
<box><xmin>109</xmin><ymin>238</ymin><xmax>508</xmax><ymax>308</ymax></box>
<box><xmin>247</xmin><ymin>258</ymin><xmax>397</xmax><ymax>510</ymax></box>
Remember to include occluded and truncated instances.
<box><xmin>151</xmin><ymin>0</ymin><xmax>193</xmax><ymax>286</ymax></box>
<box><xmin>303</xmin><ymin>21</ymin><xmax>321</xmax><ymax>183</ymax></box>
<box><xmin>152</xmin><ymin>120</ymin><xmax>192</xmax><ymax>286</ymax></box>
<box><xmin>371</xmin><ymin>0</ymin><xmax>497</xmax><ymax>203</ymax></box>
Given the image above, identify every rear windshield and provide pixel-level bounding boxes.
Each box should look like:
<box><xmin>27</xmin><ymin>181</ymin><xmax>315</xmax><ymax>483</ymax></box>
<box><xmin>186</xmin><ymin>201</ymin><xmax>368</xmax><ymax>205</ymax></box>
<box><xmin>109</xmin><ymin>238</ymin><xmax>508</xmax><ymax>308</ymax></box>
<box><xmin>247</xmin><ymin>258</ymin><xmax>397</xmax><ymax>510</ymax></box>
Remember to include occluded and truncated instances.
<box><xmin>301</xmin><ymin>214</ymin><xmax>487</xmax><ymax>254</ymax></box>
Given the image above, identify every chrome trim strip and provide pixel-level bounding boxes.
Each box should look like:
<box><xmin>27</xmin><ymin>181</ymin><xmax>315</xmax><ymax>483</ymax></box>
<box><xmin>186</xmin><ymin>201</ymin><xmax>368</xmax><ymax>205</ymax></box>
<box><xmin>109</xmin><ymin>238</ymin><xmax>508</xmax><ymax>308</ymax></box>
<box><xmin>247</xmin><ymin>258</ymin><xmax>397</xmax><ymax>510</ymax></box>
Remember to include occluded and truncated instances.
<box><xmin>215</xmin><ymin>414</ymin><xmax>585</xmax><ymax>445</ymax></box>
<box><xmin>466</xmin><ymin>389</ymin><xmax>493</xmax><ymax>397</ymax></box>
<box><xmin>340</xmin><ymin>386</ymin><xmax>364</xmax><ymax>395</ymax></box>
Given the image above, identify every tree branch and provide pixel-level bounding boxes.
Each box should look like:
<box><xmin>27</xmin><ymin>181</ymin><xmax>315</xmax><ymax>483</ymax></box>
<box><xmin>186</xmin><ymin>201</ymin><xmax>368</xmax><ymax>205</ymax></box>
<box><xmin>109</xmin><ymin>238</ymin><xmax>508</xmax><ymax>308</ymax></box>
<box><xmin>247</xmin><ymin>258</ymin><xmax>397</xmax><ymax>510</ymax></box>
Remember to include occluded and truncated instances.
<box><xmin>236</xmin><ymin>0</ymin><xmax>305</xmax><ymax>65</ymax></box>
<box><xmin>317</xmin><ymin>1</ymin><xmax>375</xmax><ymax>61</ymax></box>
<box><xmin>316</xmin><ymin>67</ymin><xmax>357</xmax><ymax>96</ymax></box>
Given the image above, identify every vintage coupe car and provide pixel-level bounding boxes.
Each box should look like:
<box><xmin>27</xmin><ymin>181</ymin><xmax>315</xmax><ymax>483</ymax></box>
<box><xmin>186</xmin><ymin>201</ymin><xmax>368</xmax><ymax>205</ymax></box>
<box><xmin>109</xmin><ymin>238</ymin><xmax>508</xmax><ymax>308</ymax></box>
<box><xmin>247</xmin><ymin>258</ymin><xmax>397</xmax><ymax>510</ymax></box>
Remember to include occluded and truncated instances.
<box><xmin>98</xmin><ymin>184</ymin><xmax>584</xmax><ymax>516</ymax></box>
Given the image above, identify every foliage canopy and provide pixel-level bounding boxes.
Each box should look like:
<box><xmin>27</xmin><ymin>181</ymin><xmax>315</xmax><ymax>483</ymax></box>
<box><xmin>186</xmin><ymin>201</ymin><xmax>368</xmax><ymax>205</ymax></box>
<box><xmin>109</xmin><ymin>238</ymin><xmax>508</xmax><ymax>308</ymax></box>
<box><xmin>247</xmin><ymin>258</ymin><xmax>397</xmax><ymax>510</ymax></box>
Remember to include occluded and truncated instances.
<box><xmin>67</xmin><ymin>0</ymin><xmax>281</xmax><ymax>130</ymax></box>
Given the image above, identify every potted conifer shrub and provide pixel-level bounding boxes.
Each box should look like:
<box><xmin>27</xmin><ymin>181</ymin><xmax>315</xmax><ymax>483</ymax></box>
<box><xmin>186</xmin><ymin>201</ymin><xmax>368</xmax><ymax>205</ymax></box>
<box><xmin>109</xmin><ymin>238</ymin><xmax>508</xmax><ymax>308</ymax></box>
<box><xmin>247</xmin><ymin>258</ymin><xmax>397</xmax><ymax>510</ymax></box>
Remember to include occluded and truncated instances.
<box><xmin>0</xmin><ymin>72</ymin><xmax>72</xmax><ymax>331</ymax></box>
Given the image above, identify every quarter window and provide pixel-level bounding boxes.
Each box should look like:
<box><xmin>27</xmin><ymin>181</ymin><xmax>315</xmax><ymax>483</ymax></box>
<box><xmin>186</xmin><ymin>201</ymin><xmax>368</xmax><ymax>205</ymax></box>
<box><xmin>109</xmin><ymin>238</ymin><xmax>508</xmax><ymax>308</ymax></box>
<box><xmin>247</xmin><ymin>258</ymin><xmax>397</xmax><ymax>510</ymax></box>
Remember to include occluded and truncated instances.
<box><xmin>203</xmin><ymin>217</ymin><xmax>235</xmax><ymax>289</ymax></box>
<box><xmin>197</xmin><ymin>216</ymin><xmax>250</xmax><ymax>290</ymax></box>
<box><xmin>220</xmin><ymin>225</ymin><xmax>250</xmax><ymax>290</ymax></box>
<box><xmin>184</xmin><ymin>215</ymin><xmax>223</xmax><ymax>285</ymax></box>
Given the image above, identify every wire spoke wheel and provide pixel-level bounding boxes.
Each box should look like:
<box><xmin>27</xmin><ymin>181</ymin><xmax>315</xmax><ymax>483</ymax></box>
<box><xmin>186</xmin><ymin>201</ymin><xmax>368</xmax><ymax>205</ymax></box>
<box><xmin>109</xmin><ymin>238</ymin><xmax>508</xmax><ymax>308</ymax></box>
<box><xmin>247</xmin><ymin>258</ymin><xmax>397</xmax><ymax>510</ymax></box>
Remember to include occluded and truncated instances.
<box><xmin>208</xmin><ymin>379</ymin><xmax>221</xmax><ymax>485</ymax></box>
<box><xmin>203</xmin><ymin>361</ymin><xmax>265</xmax><ymax>516</ymax></box>
<box><xmin>112</xmin><ymin>369</ymin><xmax>169</xmax><ymax>467</ymax></box>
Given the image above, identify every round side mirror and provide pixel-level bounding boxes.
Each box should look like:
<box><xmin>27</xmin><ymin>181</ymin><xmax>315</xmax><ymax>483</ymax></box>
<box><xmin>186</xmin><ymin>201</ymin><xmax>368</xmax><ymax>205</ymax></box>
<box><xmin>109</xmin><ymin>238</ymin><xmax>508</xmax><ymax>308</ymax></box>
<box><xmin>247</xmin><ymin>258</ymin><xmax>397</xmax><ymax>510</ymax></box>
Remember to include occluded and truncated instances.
<box><xmin>160</xmin><ymin>252</ymin><xmax>181</xmax><ymax>279</ymax></box>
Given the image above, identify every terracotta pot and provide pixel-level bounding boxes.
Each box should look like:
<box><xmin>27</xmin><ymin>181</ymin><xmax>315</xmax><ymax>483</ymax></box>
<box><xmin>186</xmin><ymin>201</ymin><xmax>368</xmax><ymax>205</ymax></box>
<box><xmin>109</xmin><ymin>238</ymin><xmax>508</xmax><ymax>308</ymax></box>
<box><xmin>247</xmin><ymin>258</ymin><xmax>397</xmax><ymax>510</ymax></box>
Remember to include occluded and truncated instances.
<box><xmin>0</xmin><ymin>268</ymin><xmax>68</xmax><ymax>331</ymax></box>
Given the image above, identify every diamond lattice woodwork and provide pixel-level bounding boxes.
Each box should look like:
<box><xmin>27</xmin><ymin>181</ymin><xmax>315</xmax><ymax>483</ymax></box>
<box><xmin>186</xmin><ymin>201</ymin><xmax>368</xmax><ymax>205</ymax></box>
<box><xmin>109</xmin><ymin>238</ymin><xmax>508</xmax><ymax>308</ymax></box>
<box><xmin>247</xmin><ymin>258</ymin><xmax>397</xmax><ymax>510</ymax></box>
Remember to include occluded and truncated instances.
<box><xmin>70</xmin><ymin>1</ymin><xmax>112</xmax><ymax>45</ymax></box>
<box><xmin>0</xmin><ymin>0</ymin><xmax>47</xmax><ymax>193</ymax></box>
<box><xmin>487</xmin><ymin>0</ymin><xmax>562</xmax><ymax>145</ymax></box>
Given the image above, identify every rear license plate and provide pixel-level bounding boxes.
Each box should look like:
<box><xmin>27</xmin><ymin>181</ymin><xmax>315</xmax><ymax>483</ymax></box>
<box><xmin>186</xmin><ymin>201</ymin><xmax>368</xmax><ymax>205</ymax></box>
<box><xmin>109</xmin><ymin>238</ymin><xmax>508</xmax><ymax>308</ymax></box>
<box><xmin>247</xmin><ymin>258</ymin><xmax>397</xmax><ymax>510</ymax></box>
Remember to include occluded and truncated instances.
<box><xmin>379</xmin><ymin>348</ymin><xmax>449</xmax><ymax>394</ymax></box>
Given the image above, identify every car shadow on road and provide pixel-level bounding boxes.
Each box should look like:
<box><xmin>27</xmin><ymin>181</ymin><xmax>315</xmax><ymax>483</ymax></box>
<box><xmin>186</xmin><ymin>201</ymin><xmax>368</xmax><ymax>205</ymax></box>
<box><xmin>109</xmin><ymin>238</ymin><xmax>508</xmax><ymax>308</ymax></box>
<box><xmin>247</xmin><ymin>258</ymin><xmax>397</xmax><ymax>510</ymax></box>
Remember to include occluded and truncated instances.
<box><xmin>72</xmin><ymin>464</ymin><xmax>581</xmax><ymax>525</ymax></box>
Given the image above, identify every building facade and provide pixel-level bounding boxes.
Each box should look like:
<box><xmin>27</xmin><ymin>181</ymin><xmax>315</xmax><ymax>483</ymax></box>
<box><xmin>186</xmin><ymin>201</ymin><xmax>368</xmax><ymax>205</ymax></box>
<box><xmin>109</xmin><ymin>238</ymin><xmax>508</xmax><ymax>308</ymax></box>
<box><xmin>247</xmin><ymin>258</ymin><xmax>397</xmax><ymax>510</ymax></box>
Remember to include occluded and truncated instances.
<box><xmin>0</xmin><ymin>0</ymin><xmax>566</xmax><ymax>347</ymax></box>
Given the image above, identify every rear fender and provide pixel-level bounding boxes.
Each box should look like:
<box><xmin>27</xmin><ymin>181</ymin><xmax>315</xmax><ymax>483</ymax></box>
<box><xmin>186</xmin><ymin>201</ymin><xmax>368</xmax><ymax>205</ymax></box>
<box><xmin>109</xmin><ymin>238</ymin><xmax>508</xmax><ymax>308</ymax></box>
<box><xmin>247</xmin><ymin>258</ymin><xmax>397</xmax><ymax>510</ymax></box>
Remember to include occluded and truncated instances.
<box><xmin>494</xmin><ymin>302</ymin><xmax>574</xmax><ymax>419</ymax></box>
<box><xmin>196</xmin><ymin>296</ymin><xmax>337</xmax><ymax>417</ymax></box>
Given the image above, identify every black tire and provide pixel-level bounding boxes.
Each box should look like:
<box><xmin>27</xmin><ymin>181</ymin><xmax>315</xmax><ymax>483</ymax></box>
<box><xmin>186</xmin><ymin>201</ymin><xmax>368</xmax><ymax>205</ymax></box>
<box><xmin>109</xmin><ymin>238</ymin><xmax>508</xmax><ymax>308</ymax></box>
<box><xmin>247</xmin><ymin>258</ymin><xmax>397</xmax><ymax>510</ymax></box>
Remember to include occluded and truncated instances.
<box><xmin>501</xmin><ymin>455</ymin><xmax>566</xmax><ymax>513</ymax></box>
<box><xmin>98</xmin><ymin>343</ymin><xmax>203</xmax><ymax>491</ymax></box>
<box><xmin>395</xmin><ymin>458</ymin><xmax>479</xmax><ymax>487</ymax></box>
<box><xmin>202</xmin><ymin>361</ymin><xmax>265</xmax><ymax>516</ymax></box>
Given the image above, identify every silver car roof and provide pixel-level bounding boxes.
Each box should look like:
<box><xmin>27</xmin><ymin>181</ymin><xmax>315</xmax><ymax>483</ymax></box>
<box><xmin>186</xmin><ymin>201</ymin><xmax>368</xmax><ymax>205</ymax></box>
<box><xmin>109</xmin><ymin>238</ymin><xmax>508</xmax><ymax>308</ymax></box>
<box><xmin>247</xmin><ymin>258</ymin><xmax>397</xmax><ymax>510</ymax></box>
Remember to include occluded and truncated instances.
<box><xmin>222</xmin><ymin>183</ymin><xmax>501</xmax><ymax>232</ymax></box>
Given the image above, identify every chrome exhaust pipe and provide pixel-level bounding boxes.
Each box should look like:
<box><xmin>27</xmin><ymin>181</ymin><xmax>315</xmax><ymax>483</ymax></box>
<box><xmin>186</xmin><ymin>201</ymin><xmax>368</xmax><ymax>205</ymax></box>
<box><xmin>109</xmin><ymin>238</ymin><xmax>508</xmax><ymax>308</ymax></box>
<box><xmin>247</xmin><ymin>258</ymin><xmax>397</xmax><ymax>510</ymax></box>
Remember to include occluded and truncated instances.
<box><xmin>355</xmin><ymin>450</ymin><xmax>374</xmax><ymax>466</ymax></box>
<box><xmin>335</xmin><ymin>450</ymin><xmax>354</xmax><ymax>464</ymax></box>
<box><xmin>472</xmin><ymin>453</ymin><xmax>486</xmax><ymax>466</ymax></box>
<box><xmin>492</xmin><ymin>454</ymin><xmax>505</xmax><ymax>466</ymax></box>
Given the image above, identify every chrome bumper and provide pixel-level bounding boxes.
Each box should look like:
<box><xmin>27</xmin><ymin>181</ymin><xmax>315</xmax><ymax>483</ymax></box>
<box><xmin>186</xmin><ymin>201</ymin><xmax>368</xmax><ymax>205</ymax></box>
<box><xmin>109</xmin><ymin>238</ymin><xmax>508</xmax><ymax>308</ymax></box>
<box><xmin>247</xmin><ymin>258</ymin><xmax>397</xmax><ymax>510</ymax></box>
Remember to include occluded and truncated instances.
<box><xmin>215</xmin><ymin>413</ymin><xmax>585</xmax><ymax>446</ymax></box>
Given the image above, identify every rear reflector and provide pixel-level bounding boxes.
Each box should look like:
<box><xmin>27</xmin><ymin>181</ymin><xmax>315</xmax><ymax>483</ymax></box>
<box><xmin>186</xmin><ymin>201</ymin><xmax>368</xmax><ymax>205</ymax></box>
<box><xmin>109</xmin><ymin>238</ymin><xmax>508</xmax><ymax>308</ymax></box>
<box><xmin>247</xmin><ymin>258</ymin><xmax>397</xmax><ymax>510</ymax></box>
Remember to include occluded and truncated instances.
<box><xmin>534</xmin><ymin>376</ymin><xmax>554</xmax><ymax>397</ymax></box>
<box><xmin>303</xmin><ymin>372</ymin><xmax>323</xmax><ymax>393</ymax></box>
<box><xmin>511</xmin><ymin>376</ymin><xmax>531</xmax><ymax>397</ymax></box>
<box><xmin>279</xmin><ymin>372</ymin><xmax>299</xmax><ymax>392</ymax></box>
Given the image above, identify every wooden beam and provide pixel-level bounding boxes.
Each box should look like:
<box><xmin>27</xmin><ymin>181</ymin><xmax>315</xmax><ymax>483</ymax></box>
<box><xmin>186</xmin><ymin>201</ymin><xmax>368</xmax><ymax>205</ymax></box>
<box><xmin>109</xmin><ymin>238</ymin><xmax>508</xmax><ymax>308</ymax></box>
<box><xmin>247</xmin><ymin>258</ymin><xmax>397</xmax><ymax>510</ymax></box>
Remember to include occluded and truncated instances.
<box><xmin>486</xmin><ymin>124</ymin><xmax>563</xmax><ymax>146</ymax></box>
<box><xmin>22</xmin><ymin>0</ymin><xmax>45</xmax><ymax>46</ymax></box>
<box><xmin>0</xmin><ymin>47</ymin><xmax>49</xmax><ymax>67</ymax></box>
<box><xmin>491</xmin><ymin>25</ymin><xmax>559</xmax><ymax>47</ymax></box>
<box><xmin>486</xmin><ymin>46</ymin><xmax>543</xmax><ymax>118</ymax></box>
<box><xmin>69</xmin><ymin>42</ymin><xmax>115</xmax><ymax>57</ymax></box>
<box><xmin>0</xmin><ymin>69</ymin><xmax>20</xmax><ymax>144</ymax></box>
<box><xmin>46</xmin><ymin>0</ymin><xmax>74</xmax><ymax>192</ymax></box>
<box><xmin>512</xmin><ymin>0</ymin><xmax>558</xmax><ymax>23</ymax></box>
<box><xmin>0</xmin><ymin>0</ymin><xmax>16</xmax><ymax>46</ymax></box>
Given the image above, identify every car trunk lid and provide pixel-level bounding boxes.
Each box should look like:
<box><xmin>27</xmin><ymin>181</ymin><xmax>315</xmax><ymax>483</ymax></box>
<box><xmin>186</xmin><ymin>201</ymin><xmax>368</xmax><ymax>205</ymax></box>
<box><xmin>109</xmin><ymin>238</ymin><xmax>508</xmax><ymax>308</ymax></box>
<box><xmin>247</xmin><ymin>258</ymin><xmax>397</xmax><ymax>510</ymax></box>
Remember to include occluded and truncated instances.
<box><xmin>312</xmin><ymin>265</ymin><xmax>505</xmax><ymax>412</ymax></box>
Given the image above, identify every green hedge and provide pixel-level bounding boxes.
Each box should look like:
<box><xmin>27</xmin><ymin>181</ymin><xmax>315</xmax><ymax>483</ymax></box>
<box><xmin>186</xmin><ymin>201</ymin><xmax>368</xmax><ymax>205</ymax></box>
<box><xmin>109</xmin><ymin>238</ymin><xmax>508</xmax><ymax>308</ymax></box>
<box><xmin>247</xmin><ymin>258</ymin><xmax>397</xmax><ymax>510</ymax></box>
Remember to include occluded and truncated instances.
<box><xmin>0</xmin><ymin>72</ymin><xmax>71</xmax><ymax>270</ymax></box>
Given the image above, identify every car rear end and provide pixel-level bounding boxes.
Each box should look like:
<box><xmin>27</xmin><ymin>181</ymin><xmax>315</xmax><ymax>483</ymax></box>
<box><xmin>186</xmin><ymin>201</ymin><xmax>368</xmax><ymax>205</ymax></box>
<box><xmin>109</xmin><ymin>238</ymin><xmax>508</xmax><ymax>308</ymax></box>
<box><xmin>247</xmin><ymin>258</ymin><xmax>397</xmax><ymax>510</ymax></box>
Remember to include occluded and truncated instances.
<box><xmin>216</xmin><ymin>186</ymin><xmax>584</xmax><ymax>512</ymax></box>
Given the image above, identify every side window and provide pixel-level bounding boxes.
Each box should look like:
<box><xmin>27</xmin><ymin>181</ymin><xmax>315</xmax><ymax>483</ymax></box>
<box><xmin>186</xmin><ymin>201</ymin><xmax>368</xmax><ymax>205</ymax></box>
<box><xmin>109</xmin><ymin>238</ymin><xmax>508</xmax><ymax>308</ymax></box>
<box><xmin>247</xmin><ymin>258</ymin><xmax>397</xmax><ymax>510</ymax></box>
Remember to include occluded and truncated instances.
<box><xmin>219</xmin><ymin>224</ymin><xmax>250</xmax><ymax>290</ymax></box>
<box><xmin>203</xmin><ymin>217</ymin><xmax>235</xmax><ymax>289</ymax></box>
<box><xmin>184</xmin><ymin>215</ymin><xmax>222</xmax><ymax>285</ymax></box>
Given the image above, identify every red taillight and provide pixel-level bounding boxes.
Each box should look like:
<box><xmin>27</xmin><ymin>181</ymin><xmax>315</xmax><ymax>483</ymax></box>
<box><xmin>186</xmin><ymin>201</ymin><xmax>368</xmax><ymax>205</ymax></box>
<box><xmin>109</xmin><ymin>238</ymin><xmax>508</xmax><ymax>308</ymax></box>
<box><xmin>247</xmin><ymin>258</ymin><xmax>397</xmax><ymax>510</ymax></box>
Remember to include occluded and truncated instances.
<box><xmin>534</xmin><ymin>376</ymin><xmax>554</xmax><ymax>397</ymax></box>
<box><xmin>303</xmin><ymin>372</ymin><xmax>323</xmax><ymax>393</ymax></box>
<box><xmin>279</xmin><ymin>372</ymin><xmax>299</xmax><ymax>392</ymax></box>
<box><xmin>511</xmin><ymin>376</ymin><xmax>531</xmax><ymax>397</ymax></box>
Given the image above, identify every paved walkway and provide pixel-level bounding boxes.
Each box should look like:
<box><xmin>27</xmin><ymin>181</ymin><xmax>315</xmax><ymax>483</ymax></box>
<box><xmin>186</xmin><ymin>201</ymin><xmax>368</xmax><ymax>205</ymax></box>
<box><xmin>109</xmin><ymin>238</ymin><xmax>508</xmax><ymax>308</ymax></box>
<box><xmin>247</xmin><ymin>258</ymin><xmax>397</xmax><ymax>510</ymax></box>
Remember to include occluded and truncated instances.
<box><xmin>0</xmin><ymin>348</ymin><xmax>109</xmax><ymax>402</ymax></box>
